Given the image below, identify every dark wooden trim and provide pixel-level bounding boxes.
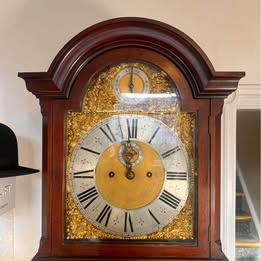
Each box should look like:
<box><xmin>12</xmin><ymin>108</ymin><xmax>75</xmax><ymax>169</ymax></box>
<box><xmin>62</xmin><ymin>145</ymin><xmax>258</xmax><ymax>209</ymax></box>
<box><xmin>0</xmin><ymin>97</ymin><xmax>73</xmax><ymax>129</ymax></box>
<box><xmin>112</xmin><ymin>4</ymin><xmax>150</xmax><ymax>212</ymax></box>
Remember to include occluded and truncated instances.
<box><xmin>208</xmin><ymin>99</ymin><xmax>227</xmax><ymax>260</ymax></box>
<box><xmin>33</xmin><ymin>257</ymin><xmax>227</xmax><ymax>261</ymax></box>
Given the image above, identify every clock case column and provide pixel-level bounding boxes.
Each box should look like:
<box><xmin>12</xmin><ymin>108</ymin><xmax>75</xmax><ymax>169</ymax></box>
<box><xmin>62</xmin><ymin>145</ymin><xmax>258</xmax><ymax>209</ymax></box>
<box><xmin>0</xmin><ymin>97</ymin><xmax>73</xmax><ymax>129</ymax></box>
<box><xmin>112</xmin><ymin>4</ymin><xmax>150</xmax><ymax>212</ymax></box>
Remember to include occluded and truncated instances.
<box><xmin>18</xmin><ymin>18</ymin><xmax>244</xmax><ymax>260</ymax></box>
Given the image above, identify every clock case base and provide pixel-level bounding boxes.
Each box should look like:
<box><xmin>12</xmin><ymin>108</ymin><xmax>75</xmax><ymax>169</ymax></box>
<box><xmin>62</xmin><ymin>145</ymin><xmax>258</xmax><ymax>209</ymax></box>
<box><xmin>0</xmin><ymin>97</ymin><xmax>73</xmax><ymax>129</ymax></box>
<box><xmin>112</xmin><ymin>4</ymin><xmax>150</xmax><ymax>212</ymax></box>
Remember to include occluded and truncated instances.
<box><xmin>18</xmin><ymin>18</ymin><xmax>244</xmax><ymax>261</ymax></box>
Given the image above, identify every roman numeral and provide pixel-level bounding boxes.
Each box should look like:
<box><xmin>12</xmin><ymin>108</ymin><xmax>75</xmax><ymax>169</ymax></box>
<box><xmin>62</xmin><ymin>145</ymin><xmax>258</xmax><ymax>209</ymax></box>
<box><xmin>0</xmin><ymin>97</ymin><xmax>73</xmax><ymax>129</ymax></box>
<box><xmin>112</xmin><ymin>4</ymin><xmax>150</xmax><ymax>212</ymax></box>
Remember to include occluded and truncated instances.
<box><xmin>77</xmin><ymin>186</ymin><xmax>98</xmax><ymax>209</ymax></box>
<box><xmin>73</xmin><ymin>169</ymin><xmax>94</xmax><ymax>178</ymax></box>
<box><xmin>96</xmin><ymin>204</ymin><xmax>112</xmax><ymax>227</ymax></box>
<box><xmin>124</xmin><ymin>212</ymin><xmax>134</xmax><ymax>232</ymax></box>
<box><xmin>148</xmin><ymin>126</ymin><xmax>160</xmax><ymax>144</ymax></box>
<box><xmin>100</xmin><ymin>124</ymin><xmax>116</xmax><ymax>143</ymax></box>
<box><xmin>166</xmin><ymin>171</ymin><xmax>187</xmax><ymax>180</ymax></box>
<box><xmin>148</xmin><ymin>209</ymin><xmax>160</xmax><ymax>225</ymax></box>
<box><xmin>127</xmin><ymin>118</ymin><xmax>138</xmax><ymax>139</ymax></box>
<box><xmin>159</xmin><ymin>190</ymin><xmax>181</xmax><ymax>209</ymax></box>
<box><xmin>161</xmin><ymin>146</ymin><xmax>180</xmax><ymax>159</ymax></box>
<box><xmin>81</xmin><ymin>147</ymin><xmax>100</xmax><ymax>155</ymax></box>
<box><xmin>118</xmin><ymin>118</ymin><xmax>124</xmax><ymax>141</ymax></box>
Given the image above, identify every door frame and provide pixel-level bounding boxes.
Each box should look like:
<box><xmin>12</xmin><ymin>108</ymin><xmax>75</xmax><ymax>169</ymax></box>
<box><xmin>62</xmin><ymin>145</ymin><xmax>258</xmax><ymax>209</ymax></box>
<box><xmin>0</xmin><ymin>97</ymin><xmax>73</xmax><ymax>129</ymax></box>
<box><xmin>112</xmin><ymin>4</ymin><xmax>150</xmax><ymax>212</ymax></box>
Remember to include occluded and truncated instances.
<box><xmin>221</xmin><ymin>84</ymin><xmax>261</xmax><ymax>261</ymax></box>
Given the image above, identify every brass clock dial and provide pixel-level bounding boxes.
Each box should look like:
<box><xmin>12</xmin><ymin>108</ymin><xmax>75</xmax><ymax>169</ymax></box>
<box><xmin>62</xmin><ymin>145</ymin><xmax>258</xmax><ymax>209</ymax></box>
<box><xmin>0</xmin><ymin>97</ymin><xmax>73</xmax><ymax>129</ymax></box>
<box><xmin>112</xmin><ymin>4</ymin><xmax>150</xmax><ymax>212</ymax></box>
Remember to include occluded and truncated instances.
<box><xmin>69</xmin><ymin>114</ymin><xmax>190</xmax><ymax>237</ymax></box>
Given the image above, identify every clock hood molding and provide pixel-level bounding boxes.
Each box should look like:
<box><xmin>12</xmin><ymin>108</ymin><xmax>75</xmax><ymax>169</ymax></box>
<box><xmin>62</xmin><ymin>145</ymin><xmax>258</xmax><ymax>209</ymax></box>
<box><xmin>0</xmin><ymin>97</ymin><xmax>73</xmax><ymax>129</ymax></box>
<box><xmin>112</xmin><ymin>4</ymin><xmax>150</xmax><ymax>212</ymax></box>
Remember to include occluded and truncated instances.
<box><xmin>18</xmin><ymin>17</ymin><xmax>244</xmax><ymax>99</ymax></box>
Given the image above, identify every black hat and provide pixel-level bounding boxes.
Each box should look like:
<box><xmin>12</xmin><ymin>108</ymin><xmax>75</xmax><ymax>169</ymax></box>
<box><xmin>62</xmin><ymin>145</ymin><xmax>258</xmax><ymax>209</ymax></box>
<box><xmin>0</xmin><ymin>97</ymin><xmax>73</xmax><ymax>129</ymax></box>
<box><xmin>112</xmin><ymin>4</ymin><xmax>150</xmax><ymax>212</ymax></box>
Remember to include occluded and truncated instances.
<box><xmin>0</xmin><ymin>123</ymin><xmax>39</xmax><ymax>178</ymax></box>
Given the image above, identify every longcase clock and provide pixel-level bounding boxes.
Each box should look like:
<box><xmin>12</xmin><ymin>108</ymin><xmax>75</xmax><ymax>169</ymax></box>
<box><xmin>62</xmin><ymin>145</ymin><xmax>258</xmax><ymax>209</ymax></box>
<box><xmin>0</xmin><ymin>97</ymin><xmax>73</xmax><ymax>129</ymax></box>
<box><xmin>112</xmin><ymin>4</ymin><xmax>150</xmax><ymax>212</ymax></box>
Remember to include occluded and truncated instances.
<box><xmin>18</xmin><ymin>18</ymin><xmax>244</xmax><ymax>260</ymax></box>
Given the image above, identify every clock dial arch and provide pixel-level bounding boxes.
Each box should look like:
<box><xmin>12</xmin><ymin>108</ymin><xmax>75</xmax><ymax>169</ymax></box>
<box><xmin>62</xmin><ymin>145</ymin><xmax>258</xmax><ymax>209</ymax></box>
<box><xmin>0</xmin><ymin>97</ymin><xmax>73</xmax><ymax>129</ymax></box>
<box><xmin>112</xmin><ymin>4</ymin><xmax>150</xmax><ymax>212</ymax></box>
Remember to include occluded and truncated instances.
<box><xmin>69</xmin><ymin>114</ymin><xmax>191</xmax><ymax>237</ymax></box>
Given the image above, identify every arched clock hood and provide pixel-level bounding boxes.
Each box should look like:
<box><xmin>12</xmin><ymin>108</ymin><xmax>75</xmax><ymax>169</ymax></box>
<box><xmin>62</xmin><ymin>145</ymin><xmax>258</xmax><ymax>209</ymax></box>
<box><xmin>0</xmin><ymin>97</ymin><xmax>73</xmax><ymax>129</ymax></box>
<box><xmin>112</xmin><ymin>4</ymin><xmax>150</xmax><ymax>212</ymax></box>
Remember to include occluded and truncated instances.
<box><xmin>18</xmin><ymin>17</ymin><xmax>244</xmax><ymax>261</ymax></box>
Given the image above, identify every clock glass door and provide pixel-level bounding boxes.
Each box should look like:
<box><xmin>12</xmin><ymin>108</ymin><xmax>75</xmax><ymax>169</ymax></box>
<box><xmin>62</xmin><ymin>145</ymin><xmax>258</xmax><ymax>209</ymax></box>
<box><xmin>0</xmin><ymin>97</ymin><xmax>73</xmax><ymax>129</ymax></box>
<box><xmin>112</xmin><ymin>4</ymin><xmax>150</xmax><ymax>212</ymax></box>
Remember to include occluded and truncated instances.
<box><xmin>65</xmin><ymin>61</ymin><xmax>197</xmax><ymax>243</ymax></box>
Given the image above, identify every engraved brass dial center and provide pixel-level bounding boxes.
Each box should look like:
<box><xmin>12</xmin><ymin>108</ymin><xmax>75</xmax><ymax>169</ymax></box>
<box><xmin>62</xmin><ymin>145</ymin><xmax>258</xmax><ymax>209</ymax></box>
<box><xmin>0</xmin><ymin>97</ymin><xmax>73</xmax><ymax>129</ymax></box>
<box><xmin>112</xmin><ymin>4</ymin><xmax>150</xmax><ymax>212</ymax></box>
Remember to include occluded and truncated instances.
<box><xmin>95</xmin><ymin>141</ymin><xmax>165</xmax><ymax>210</ymax></box>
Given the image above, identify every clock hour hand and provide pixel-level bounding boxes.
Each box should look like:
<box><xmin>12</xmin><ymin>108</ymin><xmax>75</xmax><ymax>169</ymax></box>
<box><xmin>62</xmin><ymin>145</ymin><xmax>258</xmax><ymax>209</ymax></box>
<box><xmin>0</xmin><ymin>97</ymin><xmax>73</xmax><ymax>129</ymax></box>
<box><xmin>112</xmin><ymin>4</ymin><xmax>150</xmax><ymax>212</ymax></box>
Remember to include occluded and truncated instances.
<box><xmin>125</xmin><ymin>163</ymin><xmax>135</xmax><ymax>180</ymax></box>
<box><xmin>128</xmin><ymin>67</ymin><xmax>134</xmax><ymax>93</ymax></box>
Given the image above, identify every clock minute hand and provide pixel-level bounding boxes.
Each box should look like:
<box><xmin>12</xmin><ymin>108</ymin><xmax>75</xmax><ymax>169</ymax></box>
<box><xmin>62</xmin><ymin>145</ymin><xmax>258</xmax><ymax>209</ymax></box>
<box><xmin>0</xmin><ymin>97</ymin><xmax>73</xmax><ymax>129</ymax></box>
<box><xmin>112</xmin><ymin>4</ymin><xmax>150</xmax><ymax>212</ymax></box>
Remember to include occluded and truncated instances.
<box><xmin>125</xmin><ymin>163</ymin><xmax>135</xmax><ymax>180</ymax></box>
<box><xmin>128</xmin><ymin>67</ymin><xmax>134</xmax><ymax>93</ymax></box>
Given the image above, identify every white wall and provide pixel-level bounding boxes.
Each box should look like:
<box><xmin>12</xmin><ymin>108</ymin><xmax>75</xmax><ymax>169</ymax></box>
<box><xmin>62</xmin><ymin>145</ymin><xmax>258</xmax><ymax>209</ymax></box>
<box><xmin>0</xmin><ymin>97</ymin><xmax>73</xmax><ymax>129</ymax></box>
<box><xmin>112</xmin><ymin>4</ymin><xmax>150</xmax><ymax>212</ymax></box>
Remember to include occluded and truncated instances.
<box><xmin>0</xmin><ymin>1</ymin><xmax>259</xmax><ymax>260</ymax></box>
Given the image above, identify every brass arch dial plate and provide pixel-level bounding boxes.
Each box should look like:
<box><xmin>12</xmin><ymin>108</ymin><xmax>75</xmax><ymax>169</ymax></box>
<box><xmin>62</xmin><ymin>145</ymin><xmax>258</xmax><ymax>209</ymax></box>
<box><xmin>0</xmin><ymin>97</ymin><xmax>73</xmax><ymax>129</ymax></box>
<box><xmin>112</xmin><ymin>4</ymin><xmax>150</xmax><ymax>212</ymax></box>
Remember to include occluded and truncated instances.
<box><xmin>65</xmin><ymin>60</ymin><xmax>196</xmax><ymax>241</ymax></box>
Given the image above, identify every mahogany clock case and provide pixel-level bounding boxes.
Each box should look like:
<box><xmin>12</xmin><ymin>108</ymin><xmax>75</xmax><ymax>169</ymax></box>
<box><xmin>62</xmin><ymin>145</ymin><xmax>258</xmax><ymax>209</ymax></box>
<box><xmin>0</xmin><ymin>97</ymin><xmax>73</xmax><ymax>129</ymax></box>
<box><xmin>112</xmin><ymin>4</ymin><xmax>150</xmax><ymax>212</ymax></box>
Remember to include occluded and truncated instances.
<box><xmin>18</xmin><ymin>17</ymin><xmax>245</xmax><ymax>260</ymax></box>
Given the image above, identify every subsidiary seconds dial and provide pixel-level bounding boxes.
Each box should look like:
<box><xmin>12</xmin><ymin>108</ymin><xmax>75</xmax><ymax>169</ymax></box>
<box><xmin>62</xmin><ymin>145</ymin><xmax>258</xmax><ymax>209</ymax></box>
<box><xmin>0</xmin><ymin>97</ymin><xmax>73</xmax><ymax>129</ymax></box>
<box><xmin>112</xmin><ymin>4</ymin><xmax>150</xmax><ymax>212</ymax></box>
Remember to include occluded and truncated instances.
<box><xmin>113</xmin><ymin>66</ymin><xmax>150</xmax><ymax>103</ymax></box>
<box><xmin>69</xmin><ymin>115</ymin><xmax>191</xmax><ymax>237</ymax></box>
